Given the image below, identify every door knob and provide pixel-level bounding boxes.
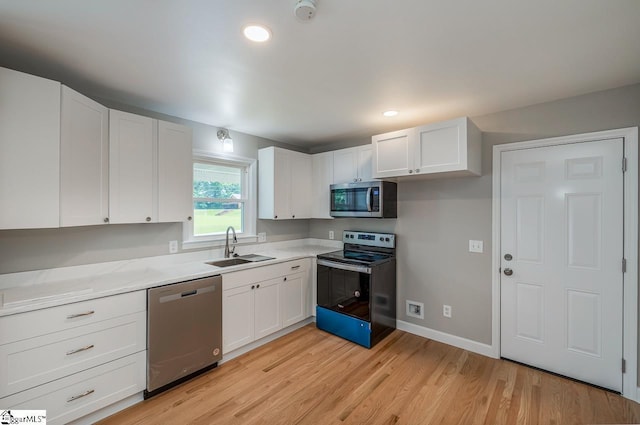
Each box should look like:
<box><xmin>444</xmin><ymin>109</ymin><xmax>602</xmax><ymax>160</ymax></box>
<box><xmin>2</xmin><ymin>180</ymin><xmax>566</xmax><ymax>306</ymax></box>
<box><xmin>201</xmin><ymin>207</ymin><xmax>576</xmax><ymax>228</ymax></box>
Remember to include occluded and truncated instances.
<box><xmin>504</xmin><ymin>268</ymin><xmax>513</xmax><ymax>276</ymax></box>
<box><xmin>504</xmin><ymin>253</ymin><xmax>513</xmax><ymax>261</ymax></box>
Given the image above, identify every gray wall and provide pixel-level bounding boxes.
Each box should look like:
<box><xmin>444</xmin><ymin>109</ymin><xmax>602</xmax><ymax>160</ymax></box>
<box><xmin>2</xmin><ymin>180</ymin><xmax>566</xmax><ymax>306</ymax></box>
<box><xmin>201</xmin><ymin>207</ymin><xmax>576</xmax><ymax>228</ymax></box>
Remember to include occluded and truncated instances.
<box><xmin>0</xmin><ymin>98</ymin><xmax>309</xmax><ymax>274</ymax></box>
<box><xmin>310</xmin><ymin>83</ymin><xmax>640</xmax><ymax>346</ymax></box>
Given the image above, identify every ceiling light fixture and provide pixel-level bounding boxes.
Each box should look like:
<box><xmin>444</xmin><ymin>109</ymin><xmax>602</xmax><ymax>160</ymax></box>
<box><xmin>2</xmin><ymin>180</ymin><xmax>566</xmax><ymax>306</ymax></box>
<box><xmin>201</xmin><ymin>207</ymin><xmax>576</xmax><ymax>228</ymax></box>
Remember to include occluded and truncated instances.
<box><xmin>383</xmin><ymin>110</ymin><xmax>399</xmax><ymax>117</ymax></box>
<box><xmin>217</xmin><ymin>129</ymin><xmax>234</xmax><ymax>153</ymax></box>
<box><xmin>243</xmin><ymin>24</ymin><xmax>272</xmax><ymax>42</ymax></box>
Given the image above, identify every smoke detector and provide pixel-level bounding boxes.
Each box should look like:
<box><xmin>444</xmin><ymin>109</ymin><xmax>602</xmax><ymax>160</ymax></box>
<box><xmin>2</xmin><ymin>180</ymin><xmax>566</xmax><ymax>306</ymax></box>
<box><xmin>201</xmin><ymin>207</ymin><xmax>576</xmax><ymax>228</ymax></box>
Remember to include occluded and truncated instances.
<box><xmin>294</xmin><ymin>0</ymin><xmax>317</xmax><ymax>21</ymax></box>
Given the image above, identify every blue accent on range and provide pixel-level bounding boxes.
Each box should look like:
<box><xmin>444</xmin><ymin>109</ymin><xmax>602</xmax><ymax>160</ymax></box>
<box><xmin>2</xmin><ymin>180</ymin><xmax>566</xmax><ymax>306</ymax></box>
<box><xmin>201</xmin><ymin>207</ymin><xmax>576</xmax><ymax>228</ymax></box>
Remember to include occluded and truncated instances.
<box><xmin>316</xmin><ymin>306</ymin><xmax>371</xmax><ymax>348</ymax></box>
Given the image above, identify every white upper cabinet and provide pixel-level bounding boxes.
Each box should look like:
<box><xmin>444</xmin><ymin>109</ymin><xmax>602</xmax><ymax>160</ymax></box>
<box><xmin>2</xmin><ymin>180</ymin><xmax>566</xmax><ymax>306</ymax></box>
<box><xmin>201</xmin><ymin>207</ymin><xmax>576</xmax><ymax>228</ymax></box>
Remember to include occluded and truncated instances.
<box><xmin>109</xmin><ymin>110</ymin><xmax>156</xmax><ymax>224</ymax></box>
<box><xmin>311</xmin><ymin>152</ymin><xmax>334</xmax><ymax>219</ymax></box>
<box><xmin>372</xmin><ymin>117</ymin><xmax>482</xmax><ymax>179</ymax></box>
<box><xmin>0</xmin><ymin>67</ymin><xmax>61</xmax><ymax>229</ymax></box>
<box><xmin>259</xmin><ymin>146</ymin><xmax>311</xmax><ymax>220</ymax></box>
<box><xmin>157</xmin><ymin>120</ymin><xmax>193</xmax><ymax>223</ymax></box>
<box><xmin>60</xmin><ymin>86</ymin><xmax>109</xmax><ymax>227</ymax></box>
<box><xmin>333</xmin><ymin>145</ymin><xmax>373</xmax><ymax>184</ymax></box>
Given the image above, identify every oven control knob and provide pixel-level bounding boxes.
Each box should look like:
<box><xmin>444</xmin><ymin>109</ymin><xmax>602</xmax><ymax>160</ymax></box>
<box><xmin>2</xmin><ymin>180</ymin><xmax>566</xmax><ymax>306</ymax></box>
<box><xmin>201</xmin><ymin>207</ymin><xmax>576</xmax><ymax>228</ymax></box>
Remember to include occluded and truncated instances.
<box><xmin>379</xmin><ymin>237</ymin><xmax>384</xmax><ymax>241</ymax></box>
<box><xmin>385</xmin><ymin>237</ymin><xmax>390</xmax><ymax>242</ymax></box>
<box><xmin>354</xmin><ymin>290</ymin><xmax>361</xmax><ymax>297</ymax></box>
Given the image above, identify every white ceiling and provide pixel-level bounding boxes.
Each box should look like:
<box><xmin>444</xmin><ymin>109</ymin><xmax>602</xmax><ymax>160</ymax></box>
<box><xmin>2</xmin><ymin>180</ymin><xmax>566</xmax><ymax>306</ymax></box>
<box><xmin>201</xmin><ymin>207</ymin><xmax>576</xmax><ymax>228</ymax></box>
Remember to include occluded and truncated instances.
<box><xmin>0</xmin><ymin>0</ymin><xmax>639</xmax><ymax>147</ymax></box>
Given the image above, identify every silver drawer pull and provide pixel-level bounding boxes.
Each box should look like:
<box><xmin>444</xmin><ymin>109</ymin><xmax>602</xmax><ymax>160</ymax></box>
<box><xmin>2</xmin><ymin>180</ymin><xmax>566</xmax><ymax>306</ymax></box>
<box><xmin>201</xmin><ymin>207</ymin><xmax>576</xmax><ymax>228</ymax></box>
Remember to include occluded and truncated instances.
<box><xmin>66</xmin><ymin>310</ymin><xmax>95</xmax><ymax>319</ymax></box>
<box><xmin>66</xmin><ymin>344</ymin><xmax>95</xmax><ymax>356</ymax></box>
<box><xmin>67</xmin><ymin>389</ymin><xmax>95</xmax><ymax>403</ymax></box>
<box><xmin>290</xmin><ymin>265</ymin><xmax>301</xmax><ymax>270</ymax></box>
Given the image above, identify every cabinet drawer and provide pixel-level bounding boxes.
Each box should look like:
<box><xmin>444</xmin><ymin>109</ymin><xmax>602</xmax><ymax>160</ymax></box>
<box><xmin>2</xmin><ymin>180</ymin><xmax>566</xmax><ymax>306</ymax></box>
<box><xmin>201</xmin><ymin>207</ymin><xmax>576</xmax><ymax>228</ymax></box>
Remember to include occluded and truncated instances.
<box><xmin>0</xmin><ymin>311</ymin><xmax>146</xmax><ymax>397</ymax></box>
<box><xmin>0</xmin><ymin>290</ymin><xmax>146</xmax><ymax>345</ymax></box>
<box><xmin>0</xmin><ymin>351</ymin><xmax>145</xmax><ymax>425</ymax></box>
<box><xmin>223</xmin><ymin>259</ymin><xmax>310</xmax><ymax>290</ymax></box>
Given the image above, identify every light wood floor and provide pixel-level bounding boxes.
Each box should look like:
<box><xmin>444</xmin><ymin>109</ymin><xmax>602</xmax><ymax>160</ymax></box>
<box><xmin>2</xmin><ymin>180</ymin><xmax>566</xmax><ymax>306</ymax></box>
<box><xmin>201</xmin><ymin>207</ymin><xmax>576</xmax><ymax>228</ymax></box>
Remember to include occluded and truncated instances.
<box><xmin>99</xmin><ymin>324</ymin><xmax>640</xmax><ymax>425</ymax></box>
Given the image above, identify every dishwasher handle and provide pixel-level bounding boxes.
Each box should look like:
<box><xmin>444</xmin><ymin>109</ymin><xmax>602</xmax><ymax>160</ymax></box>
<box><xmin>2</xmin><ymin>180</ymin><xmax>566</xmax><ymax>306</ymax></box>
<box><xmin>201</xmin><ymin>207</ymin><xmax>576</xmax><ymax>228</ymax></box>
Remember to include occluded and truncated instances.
<box><xmin>158</xmin><ymin>284</ymin><xmax>217</xmax><ymax>303</ymax></box>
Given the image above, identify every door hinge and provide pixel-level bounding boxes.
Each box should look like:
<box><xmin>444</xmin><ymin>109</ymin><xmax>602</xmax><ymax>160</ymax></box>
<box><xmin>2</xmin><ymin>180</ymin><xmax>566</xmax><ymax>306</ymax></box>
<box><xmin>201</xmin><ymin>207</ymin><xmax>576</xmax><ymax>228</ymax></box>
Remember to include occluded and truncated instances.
<box><xmin>622</xmin><ymin>157</ymin><xmax>628</xmax><ymax>172</ymax></box>
<box><xmin>622</xmin><ymin>358</ymin><xmax>626</xmax><ymax>373</ymax></box>
<box><xmin>623</xmin><ymin>258</ymin><xmax>627</xmax><ymax>273</ymax></box>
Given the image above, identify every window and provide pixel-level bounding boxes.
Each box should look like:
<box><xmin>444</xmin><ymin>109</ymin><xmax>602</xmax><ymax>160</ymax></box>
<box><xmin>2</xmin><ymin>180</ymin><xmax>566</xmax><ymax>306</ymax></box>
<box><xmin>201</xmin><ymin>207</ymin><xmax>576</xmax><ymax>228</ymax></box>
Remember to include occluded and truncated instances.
<box><xmin>184</xmin><ymin>154</ymin><xmax>256</xmax><ymax>247</ymax></box>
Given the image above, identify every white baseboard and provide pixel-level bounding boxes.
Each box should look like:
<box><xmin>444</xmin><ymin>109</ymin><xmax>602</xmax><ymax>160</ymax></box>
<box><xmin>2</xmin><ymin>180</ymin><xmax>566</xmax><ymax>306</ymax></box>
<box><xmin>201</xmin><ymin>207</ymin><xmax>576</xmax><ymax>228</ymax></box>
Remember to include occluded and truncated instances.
<box><xmin>397</xmin><ymin>320</ymin><xmax>496</xmax><ymax>358</ymax></box>
<box><xmin>68</xmin><ymin>393</ymin><xmax>143</xmax><ymax>425</ymax></box>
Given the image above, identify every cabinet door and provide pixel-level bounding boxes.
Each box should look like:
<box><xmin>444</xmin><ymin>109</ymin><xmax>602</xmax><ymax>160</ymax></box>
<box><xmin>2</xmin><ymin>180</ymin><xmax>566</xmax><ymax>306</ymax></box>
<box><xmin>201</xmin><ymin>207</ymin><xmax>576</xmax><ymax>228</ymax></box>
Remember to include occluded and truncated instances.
<box><xmin>0</xmin><ymin>67</ymin><xmax>61</xmax><ymax>229</ymax></box>
<box><xmin>157</xmin><ymin>120</ymin><xmax>192</xmax><ymax>222</ymax></box>
<box><xmin>356</xmin><ymin>145</ymin><xmax>373</xmax><ymax>181</ymax></box>
<box><xmin>311</xmin><ymin>152</ymin><xmax>334</xmax><ymax>219</ymax></box>
<box><xmin>414</xmin><ymin>117</ymin><xmax>481</xmax><ymax>176</ymax></box>
<box><xmin>372</xmin><ymin>128</ymin><xmax>413</xmax><ymax>178</ymax></box>
<box><xmin>290</xmin><ymin>151</ymin><xmax>312</xmax><ymax>219</ymax></box>
<box><xmin>254</xmin><ymin>278</ymin><xmax>281</xmax><ymax>340</ymax></box>
<box><xmin>60</xmin><ymin>86</ymin><xmax>109</xmax><ymax>227</ymax></box>
<box><xmin>109</xmin><ymin>110</ymin><xmax>156</xmax><ymax>224</ymax></box>
<box><xmin>281</xmin><ymin>272</ymin><xmax>306</xmax><ymax>328</ymax></box>
<box><xmin>333</xmin><ymin>147</ymin><xmax>358</xmax><ymax>184</ymax></box>
<box><xmin>223</xmin><ymin>285</ymin><xmax>254</xmax><ymax>353</ymax></box>
<box><xmin>273</xmin><ymin>148</ymin><xmax>292</xmax><ymax>219</ymax></box>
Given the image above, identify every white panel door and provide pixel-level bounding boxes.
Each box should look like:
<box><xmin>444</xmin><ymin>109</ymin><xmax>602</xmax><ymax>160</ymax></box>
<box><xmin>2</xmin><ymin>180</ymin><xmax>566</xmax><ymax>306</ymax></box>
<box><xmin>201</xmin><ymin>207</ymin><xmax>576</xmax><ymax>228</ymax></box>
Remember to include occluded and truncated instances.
<box><xmin>290</xmin><ymin>151</ymin><xmax>312</xmax><ymax>219</ymax></box>
<box><xmin>371</xmin><ymin>129</ymin><xmax>412</xmax><ymax>179</ymax></box>
<box><xmin>157</xmin><ymin>120</ymin><xmax>192</xmax><ymax>223</ymax></box>
<box><xmin>333</xmin><ymin>147</ymin><xmax>359</xmax><ymax>184</ymax></box>
<box><xmin>60</xmin><ymin>86</ymin><xmax>109</xmax><ymax>227</ymax></box>
<box><xmin>500</xmin><ymin>138</ymin><xmax>624</xmax><ymax>391</ymax></box>
<box><xmin>222</xmin><ymin>285</ymin><xmax>254</xmax><ymax>353</ymax></box>
<box><xmin>0</xmin><ymin>67</ymin><xmax>61</xmax><ymax>229</ymax></box>
<box><xmin>356</xmin><ymin>145</ymin><xmax>373</xmax><ymax>181</ymax></box>
<box><xmin>254</xmin><ymin>279</ymin><xmax>281</xmax><ymax>340</ymax></box>
<box><xmin>281</xmin><ymin>273</ymin><xmax>306</xmax><ymax>328</ymax></box>
<box><xmin>109</xmin><ymin>110</ymin><xmax>155</xmax><ymax>224</ymax></box>
<box><xmin>311</xmin><ymin>152</ymin><xmax>334</xmax><ymax>219</ymax></box>
<box><xmin>273</xmin><ymin>148</ymin><xmax>291</xmax><ymax>220</ymax></box>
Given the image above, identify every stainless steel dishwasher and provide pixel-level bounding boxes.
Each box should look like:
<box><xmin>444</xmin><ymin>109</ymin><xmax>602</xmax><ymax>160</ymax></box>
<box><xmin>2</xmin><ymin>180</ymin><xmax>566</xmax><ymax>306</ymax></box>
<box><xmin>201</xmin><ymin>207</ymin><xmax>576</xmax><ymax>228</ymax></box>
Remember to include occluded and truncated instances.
<box><xmin>145</xmin><ymin>275</ymin><xmax>222</xmax><ymax>398</ymax></box>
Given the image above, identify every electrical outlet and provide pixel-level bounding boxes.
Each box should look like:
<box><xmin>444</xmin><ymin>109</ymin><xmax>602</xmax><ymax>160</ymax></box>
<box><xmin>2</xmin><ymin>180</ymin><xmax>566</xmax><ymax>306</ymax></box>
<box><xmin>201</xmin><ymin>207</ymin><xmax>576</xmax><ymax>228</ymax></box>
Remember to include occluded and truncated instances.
<box><xmin>443</xmin><ymin>304</ymin><xmax>452</xmax><ymax>318</ymax></box>
<box><xmin>329</xmin><ymin>230</ymin><xmax>334</xmax><ymax>240</ymax></box>
<box><xmin>469</xmin><ymin>240</ymin><xmax>483</xmax><ymax>253</ymax></box>
<box><xmin>169</xmin><ymin>240</ymin><xmax>178</xmax><ymax>254</ymax></box>
<box><xmin>258</xmin><ymin>232</ymin><xmax>267</xmax><ymax>243</ymax></box>
<box><xmin>406</xmin><ymin>300</ymin><xmax>424</xmax><ymax>319</ymax></box>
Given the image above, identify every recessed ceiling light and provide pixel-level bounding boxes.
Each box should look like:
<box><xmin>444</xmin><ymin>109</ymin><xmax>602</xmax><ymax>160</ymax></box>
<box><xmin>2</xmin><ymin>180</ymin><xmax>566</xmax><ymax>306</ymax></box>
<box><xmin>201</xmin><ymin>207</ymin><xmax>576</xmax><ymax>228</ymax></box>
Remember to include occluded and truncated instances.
<box><xmin>243</xmin><ymin>25</ymin><xmax>272</xmax><ymax>42</ymax></box>
<box><xmin>383</xmin><ymin>110</ymin><xmax>399</xmax><ymax>117</ymax></box>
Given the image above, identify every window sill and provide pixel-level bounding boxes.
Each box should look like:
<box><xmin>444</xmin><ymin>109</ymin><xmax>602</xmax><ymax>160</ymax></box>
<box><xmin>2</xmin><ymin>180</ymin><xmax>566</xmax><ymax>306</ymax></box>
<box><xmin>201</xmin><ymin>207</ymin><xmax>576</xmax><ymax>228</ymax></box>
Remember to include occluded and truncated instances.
<box><xmin>182</xmin><ymin>235</ymin><xmax>258</xmax><ymax>250</ymax></box>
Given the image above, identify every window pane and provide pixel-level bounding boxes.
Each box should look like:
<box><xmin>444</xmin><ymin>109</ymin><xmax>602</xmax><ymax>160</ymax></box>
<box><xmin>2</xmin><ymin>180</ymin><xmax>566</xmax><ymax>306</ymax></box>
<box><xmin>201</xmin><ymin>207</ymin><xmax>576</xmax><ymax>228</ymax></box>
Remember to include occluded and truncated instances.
<box><xmin>193</xmin><ymin>162</ymin><xmax>242</xmax><ymax>200</ymax></box>
<box><xmin>193</xmin><ymin>202</ymin><xmax>243</xmax><ymax>236</ymax></box>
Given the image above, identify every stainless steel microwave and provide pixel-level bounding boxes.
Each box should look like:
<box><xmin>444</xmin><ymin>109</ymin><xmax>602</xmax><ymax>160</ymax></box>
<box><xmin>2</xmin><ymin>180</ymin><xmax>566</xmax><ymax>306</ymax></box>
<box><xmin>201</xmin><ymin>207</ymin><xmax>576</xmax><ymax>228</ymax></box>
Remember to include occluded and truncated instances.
<box><xmin>330</xmin><ymin>181</ymin><xmax>397</xmax><ymax>218</ymax></box>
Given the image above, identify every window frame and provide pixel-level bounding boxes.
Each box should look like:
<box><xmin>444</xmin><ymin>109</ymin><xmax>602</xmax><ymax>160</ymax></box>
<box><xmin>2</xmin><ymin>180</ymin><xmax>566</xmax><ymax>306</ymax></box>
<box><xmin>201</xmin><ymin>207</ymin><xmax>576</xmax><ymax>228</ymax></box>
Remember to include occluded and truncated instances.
<box><xmin>183</xmin><ymin>150</ymin><xmax>257</xmax><ymax>249</ymax></box>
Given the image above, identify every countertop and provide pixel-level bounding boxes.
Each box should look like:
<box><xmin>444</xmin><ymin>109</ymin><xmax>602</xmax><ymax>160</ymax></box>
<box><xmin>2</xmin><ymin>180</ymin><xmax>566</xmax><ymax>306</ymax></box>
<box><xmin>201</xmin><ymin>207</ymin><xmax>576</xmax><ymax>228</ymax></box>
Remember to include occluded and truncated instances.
<box><xmin>0</xmin><ymin>239</ymin><xmax>340</xmax><ymax>317</ymax></box>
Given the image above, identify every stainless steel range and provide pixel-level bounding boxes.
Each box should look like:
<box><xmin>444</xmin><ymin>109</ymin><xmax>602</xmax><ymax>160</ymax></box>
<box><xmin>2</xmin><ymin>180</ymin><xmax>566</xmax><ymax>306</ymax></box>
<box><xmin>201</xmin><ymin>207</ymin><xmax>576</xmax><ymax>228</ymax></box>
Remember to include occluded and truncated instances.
<box><xmin>316</xmin><ymin>230</ymin><xmax>396</xmax><ymax>348</ymax></box>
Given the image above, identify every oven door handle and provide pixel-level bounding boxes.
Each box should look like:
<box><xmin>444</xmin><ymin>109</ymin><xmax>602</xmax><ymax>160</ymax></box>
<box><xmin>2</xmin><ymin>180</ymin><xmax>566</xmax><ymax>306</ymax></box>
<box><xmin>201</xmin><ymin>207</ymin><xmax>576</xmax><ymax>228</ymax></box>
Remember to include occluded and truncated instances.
<box><xmin>366</xmin><ymin>187</ymin><xmax>373</xmax><ymax>212</ymax></box>
<box><xmin>317</xmin><ymin>259</ymin><xmax>372</xmax><ymax>274</ymax></box>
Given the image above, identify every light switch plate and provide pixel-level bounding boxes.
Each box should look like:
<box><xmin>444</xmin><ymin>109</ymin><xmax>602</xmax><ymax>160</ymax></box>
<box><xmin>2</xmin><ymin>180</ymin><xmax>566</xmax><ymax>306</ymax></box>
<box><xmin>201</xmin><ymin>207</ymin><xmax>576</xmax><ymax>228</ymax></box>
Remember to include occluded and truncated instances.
<box><xmin>329</xmin><ymin>230</ymin><xmax>334</xmax><ymax>240</ymax></box>
<box><xmin>169</xmin><ymin>240</ymin><xmax>178</xmax><ymax>254</ymax></box>
<box><xmin>469</xmin><ymin>240</ymin><xmax>483</xmax><ymax>253</ymax></box>
<box><xmin>258</xmin><ymin>232</ymin><xmax>267</xmax><ymax>243</ymax></box>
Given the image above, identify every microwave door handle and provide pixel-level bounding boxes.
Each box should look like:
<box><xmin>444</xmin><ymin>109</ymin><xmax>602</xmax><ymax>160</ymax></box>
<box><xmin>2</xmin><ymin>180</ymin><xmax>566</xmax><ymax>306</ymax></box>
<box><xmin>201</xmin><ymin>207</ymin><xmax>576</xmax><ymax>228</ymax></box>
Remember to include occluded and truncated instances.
<box><xmin>366</xmin><ymin>187</ymin><xmax>372</xmax><ymax>212</ymax></box>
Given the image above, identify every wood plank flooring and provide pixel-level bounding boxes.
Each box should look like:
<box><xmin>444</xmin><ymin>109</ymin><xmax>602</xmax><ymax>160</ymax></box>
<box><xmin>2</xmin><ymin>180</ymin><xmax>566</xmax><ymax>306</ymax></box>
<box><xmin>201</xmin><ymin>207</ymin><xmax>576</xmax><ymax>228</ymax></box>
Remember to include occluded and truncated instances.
<box><xmin>98</xmin><ymin>324</ymin><xmax>640</xmax><ymax>425</ymax></box>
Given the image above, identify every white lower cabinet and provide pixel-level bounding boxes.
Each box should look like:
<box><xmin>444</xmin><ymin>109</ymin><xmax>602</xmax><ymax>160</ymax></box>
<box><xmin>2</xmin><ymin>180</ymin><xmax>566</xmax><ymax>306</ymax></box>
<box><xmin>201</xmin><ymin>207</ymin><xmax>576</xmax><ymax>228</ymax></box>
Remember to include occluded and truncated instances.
<box><xmin>0</xmin><ymin>291</ymin><xmax>147</xmax><ymax>424</ymax></box>
<box><xmin>0</xmin><ymin>351</ymin><xmax>145</xmax><ymax>425</ymax></box>
<box><xmin>222</xmin><ymin>259</ymin><xmax>310</xmax><ymax>354</ymax></box>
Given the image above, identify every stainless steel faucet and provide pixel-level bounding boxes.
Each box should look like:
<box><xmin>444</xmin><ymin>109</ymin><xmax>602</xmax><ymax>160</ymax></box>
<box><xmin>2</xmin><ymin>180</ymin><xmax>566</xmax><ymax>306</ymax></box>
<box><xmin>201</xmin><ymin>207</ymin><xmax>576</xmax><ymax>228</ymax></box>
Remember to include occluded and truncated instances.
<box><xmin>224</xmin><ymin>226</ymin><xmax>237</xmax><ymax>258</ymax></box>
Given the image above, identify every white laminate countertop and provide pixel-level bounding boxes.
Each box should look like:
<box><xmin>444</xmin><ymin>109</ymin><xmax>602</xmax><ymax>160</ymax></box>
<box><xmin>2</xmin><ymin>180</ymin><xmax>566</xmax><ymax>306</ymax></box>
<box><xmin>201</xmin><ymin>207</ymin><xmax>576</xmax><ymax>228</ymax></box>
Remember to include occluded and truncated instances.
<box><xmin>0</xmin><ymin>239</ymin><xmax>341</xmax><ymax>317</ymax></box>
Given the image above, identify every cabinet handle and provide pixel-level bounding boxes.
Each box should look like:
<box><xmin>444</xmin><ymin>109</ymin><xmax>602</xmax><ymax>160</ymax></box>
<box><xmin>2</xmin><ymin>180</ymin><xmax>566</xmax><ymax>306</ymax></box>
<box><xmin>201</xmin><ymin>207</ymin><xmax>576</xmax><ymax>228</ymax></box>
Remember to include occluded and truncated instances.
<box><xmin>408</xmin><ymin>169</ymin><xmax>413</xmax><ymax>174</ymax></box>
<box><xmin>251</xmin><ymin>285</ymin><xmax>255</xmax><ymax>289</ymax></box>
<box><xmin>353</xmin><ymin>178</ymin><xmax>357</xmax><ymax>182</ymax></box>
<box><xmin>187</xmin><ymin>216</ymin><xmax>193</xmax><ymax>221</ymax></box>
<box><xmin>66</xmin><ymin>310</ymin><xmax>95</xmax><ymax>319</ymax></box>
<box><xmin>290</xmin><ymin>265</ymin><xmax>301</xmax><ymax>270</ymax></box>
<box><xmin>67</xmin><ymin>389</ymin><xmax>95</xmax><ymax>403</ymax></box>
<box><xmin>103</xmin><ymin>217</ymin><xmax>109</xmax><ymax>223</ymax></box>
<box><xmin>292</xmin><ymin>215</ymin><xmax>295</xmax><ymax>218</ymax></box>
<box><xmin>145</xmin><ymin>217</ymin><xmax>151</xmax><ymax>222</ymax></box>
<box><xmin>274</xmin><ymin>215</ymin><xmax>278</xmax><ymax>219</ymax></box>
<box><xmin>415</xmin><ymin>168</ymin><xmax>420</xmax><ymax>173</ymax></box>
<box><xmin>256</xmin><ymin>284</ymin><xmax>260</xmax><ymax>288</ymax></box>
<box><xmin>284</xmin><ymin>277</ymin><xmax>287</xmax><ymax>281</ymax></box>
<box><xmin>358</xmin><ymin>178</ymin><xmax>362</xmax><ymax>182</ymax></box>
<box><xmin>66</xmin><ymin>344</ymin><xmax>95</xmax><ymax>356</ymax></box>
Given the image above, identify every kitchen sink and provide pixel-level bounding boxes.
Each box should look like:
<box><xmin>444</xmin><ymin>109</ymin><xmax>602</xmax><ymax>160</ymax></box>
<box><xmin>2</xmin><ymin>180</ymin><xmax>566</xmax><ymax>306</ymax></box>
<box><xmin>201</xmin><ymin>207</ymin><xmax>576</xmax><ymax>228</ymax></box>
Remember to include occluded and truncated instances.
<box><xmin>205</xmin><ymin>258</ymin><xmax>252</xmax><ymax>267</ymax></box>
<box><xmin>205</xmin><ymin>254</ymin><xmax>275</xmax><ymax>268</ymax></box>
